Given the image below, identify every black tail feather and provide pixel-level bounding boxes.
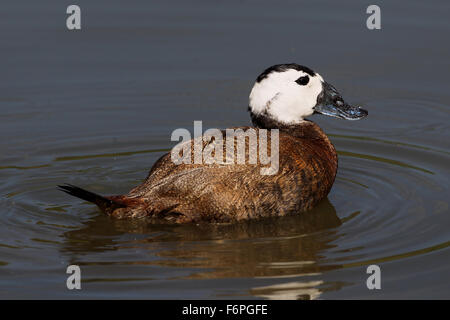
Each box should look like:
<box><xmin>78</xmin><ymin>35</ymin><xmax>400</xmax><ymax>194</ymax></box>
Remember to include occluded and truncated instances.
<box><xmin>58</xmin><ymin>184</ymin><xmax>125</xmax><ymax>213</ymax></box>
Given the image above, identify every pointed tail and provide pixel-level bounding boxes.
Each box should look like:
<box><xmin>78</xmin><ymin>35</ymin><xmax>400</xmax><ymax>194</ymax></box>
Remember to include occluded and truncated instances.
<box><xmin>58</xmin><ymin>184</ymin><xmax>126</xmax><ymax>214</ymax></box>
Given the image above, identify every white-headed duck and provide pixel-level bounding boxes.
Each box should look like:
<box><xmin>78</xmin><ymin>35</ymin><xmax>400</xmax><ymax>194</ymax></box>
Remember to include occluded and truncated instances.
<box><xmin>59</xmin><ymin>63</ymin><xmax>367</xmax><ymax>223</ymax></box>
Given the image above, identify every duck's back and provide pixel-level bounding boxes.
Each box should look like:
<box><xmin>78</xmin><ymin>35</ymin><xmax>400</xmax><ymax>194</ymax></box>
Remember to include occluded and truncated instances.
<box><xmin>118</xmin><ymin>121</ymin><xmax>337</xmax><ymax>222</ymax></box>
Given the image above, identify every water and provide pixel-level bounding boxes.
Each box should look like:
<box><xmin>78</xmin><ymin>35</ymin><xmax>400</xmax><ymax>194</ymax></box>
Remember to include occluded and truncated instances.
<box><xmin>1</xmin><ymin>0</ymin><xmax>449</xmax><ymax>299</ymax></box>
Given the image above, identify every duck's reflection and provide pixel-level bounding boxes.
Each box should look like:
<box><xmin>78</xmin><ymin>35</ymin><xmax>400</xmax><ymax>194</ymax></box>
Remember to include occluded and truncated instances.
<box><xmin>62</xmin><ymin>198</ymin><xmax>345</xmax><ymax>299</ymax></box>
<box><xmin>251</xmin><ymin>280</ymin><xmax>324</xmax><ymax>300</ymax></box>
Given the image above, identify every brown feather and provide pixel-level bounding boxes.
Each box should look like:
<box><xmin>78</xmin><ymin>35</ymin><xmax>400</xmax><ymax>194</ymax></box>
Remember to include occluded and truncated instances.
<box><xmin>120</xmin><ymin>121</ymin><xmax>337</xmax><ymax>222</ymax></box>
<box><xmin>59</xmin><ymin>121</ymin><xmax>337</xmax><ymax>223</ymax></box>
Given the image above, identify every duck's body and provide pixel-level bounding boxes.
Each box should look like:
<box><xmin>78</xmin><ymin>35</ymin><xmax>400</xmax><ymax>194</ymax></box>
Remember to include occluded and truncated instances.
<box><xmin>59</xmin><ymin>63</ymin><xmax>366</xmax><ymax>223</ymax></box>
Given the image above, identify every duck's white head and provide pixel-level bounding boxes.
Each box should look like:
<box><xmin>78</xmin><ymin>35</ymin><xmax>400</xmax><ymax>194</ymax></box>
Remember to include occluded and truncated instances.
<box><xmin>248</xmin><ymin>64</ymin><xmax>367</xmax><ymax>127</ymax></box>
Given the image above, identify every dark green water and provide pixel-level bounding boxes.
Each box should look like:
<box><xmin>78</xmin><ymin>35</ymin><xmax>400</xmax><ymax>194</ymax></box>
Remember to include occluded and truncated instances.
<box><xmin>0</xmin><ymin>0</ymin><xmax>449</xmax><ymax>299</ymax></box>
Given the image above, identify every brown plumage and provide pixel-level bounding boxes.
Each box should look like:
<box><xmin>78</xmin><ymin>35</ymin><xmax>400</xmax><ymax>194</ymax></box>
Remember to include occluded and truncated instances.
<box><xmin>59</xmin><ymin>63</ymin><xmax>367</xmax><ymax>223</ymax></box>
<box><xmin>59</xmin><ymin>121</ymin><xmax>337</xmax><ymax>223</ymax></box>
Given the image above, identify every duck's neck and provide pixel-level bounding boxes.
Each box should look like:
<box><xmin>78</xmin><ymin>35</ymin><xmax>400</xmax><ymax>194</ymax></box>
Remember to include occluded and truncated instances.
<box><xmin>250</xmin><ymin>110</ymin><xmax>337</xmax><ymax>161</ymax></box>
<box><xmin>250</xmin><ymin>111</ymin><xmax>325</xmax><ymax>140</ymax></box>
<box><xmin>250</xmin><ymin>110</ymin><xmax>338</xmax><ymax>188</ymax></box>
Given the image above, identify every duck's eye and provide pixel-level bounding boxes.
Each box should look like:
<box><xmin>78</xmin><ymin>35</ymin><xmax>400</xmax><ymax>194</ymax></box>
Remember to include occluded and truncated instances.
<box><xmin>295</xmin><ymin>75</ymin><xmax>309</xmax><ymax>86</ymax></box>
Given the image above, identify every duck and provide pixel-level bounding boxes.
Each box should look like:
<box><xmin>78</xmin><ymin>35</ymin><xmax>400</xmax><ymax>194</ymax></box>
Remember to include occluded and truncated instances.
<box><xmin>59</xmin><ymin>63</ymin><xmax>367</xmax><ymax>223</ymax></box>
